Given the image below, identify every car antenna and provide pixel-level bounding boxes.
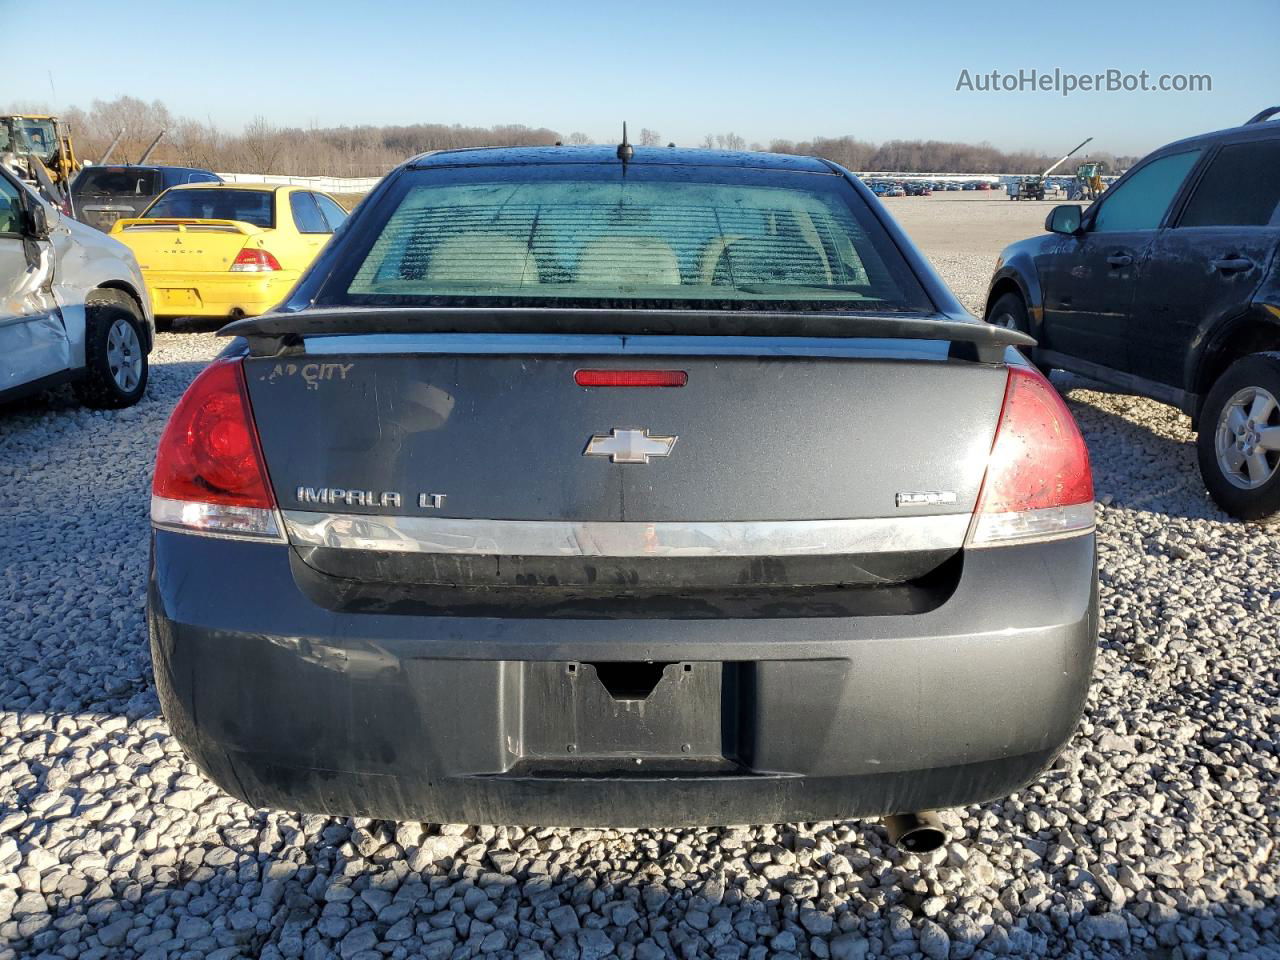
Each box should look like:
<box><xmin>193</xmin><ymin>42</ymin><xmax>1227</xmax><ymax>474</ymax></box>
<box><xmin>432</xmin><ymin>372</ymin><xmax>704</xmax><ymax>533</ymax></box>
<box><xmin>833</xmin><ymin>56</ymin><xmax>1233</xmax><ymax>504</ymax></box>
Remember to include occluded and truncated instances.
<box><xmin>616</xmin><ymin>122</ymin><xmax>633</xmax><ymax>163</ymax></box>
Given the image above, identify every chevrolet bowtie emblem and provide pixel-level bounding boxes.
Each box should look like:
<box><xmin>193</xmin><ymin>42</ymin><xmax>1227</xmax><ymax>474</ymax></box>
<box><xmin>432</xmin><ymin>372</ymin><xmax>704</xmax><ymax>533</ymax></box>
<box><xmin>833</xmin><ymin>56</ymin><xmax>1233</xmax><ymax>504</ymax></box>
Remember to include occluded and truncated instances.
<box><xmin>583</xmin><ymin>428</ymin><xmax>677</xmax><ymax>464</ymax></box>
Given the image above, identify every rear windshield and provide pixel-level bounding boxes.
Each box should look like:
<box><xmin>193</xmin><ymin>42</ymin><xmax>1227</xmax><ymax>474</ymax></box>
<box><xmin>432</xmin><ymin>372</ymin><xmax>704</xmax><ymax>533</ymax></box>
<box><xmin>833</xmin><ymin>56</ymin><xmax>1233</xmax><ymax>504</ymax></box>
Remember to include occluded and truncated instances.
<box><xmin>74</xmin><ymin>168</ymin><xmax>159</xmax><ymax>197</ymax></box>
<box><xmin>328</xmin><ymin>164</ymin><xmax>931</xmax><ymax>311</ymax></box>
<box><xmin>142</xmin><ymin>188</ymin><xmax>275</xmax><ymax>228</ymax></box>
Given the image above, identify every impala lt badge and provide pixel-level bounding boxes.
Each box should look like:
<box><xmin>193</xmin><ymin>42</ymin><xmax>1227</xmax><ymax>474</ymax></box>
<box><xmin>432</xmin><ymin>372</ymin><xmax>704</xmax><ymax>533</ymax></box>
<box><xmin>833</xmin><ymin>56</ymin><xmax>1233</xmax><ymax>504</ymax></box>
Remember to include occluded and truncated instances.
<box><xmin>896</xmin><ymin>491</ymin><xmax>958</xmax><ymax>507</ymax></box>
<box><xmin>584</xmin><ymin>428</ymin><xmax>677</xmax><ymax>464</ymax></box>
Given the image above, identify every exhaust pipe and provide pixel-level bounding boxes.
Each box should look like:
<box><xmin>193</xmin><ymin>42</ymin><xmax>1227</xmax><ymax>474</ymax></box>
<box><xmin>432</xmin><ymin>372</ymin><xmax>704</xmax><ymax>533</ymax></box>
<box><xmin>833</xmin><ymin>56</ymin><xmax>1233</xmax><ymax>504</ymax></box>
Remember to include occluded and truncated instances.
<box><xmin>881</xmin><ymin>812</ymin><xmax>947</xmax><ymax>853</ymax></box>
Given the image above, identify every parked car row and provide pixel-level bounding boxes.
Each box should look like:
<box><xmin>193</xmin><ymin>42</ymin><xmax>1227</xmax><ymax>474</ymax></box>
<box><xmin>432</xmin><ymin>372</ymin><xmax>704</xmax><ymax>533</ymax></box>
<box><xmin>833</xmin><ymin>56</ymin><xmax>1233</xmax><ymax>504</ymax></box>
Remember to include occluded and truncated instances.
<box><xmin>64</xmin><ymin>163</ymin><xmax>350</xmax><ymax>328</ymax></box>
<box><xmin>867</xmin><ymin>178</ymin><xmax>1010</xmax><ymax>195</ymax></box>
<box><xmin>866</xmin><ymin>180</ymin><xmax>903</xmax><ymax>196</ymax></box>
<box><xmin>2</xmin><ymin>161</ymin><xmax>351</xmax><ymax>407</ymax></box>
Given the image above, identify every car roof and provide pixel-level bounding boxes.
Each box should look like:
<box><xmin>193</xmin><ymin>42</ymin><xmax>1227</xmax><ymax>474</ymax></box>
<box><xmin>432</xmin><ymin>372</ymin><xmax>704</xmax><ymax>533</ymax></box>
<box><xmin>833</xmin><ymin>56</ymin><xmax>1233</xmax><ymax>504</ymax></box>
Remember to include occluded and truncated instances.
<box><xmin>1151</xmin><ymin>115</ymin><xmax>1280</xmax><ymax>156</ymax></box>
<box><xmin>165</xmin><ymin>182</ymin><xmax>283</xmax><ymax>193</ymax></box>
<box><xmin>80</xmin><ymin>164</ymin><xmax>214</xmax><ymax>174</ymax></box>
<box><xmin>407</xmin><ymin>145</ymin><xmax>836</xmax><ymax>174</ymax></box>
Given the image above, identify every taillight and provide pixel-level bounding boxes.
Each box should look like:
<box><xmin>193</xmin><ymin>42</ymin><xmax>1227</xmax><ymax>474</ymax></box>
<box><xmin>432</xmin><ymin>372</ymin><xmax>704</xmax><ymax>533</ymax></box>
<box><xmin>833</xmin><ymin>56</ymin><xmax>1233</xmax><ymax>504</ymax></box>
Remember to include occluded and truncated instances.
<box><xmin>230</xmin><ymin>248</ymin><xmax>282</xmax><ymax>272</ymax></box>
<box><xmin>575</xmin><ymin>369</ymin><xmax>688</xmax><ymax>387</ymax></box>
<box><xmin>151</xmin><ymin>358</ymin><xmax>282</xmax><ymax>541</ymax></box>
<box><xmin>968</xmin><ymin>366</ymin><xmax>1094</xmax><ymax>547</ymax></box>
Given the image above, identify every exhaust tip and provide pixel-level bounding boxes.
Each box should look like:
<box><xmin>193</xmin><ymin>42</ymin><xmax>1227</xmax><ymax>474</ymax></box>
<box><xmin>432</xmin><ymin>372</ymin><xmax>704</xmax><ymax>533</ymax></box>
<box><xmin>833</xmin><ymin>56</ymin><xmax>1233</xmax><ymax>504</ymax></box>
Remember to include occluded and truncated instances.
<box><xmin>881</xmin><ymin>812</ymin><xmax>948</xmax><ymax>853</ymax></box>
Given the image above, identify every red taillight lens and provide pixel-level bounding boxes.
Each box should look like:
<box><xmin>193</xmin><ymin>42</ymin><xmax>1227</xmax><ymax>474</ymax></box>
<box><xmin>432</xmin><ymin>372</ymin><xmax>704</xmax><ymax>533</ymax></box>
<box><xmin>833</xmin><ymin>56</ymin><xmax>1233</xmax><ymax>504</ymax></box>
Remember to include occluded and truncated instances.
<box><xmin>151</xmin><ymin>359</ymin><xmax>281</xmax><ymax>540</ymax></box>
<box><xmin>969</xmin><ymin>366</ymin><xmax>1094</xmax><ymax>546</ymax></box>
<box><xmin>230</xmin><ymin>247</ymin><xmax>282</xmax><ymax>272</ymax></box>
<box><xmin>574</xmin><ymin>369</ymin><xmax>688</xmax><ymax>387</ymax></box>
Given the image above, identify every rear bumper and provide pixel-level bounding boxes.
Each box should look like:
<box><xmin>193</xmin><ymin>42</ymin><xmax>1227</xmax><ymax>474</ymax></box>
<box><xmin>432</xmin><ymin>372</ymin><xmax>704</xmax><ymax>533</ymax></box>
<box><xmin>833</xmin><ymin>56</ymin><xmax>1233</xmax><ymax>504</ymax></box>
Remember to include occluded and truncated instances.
<box><xmin>143</xmin><ymin>269</ymin><xmax>300</xmax><ymax>318</ymax></box>
<box><xmin>148</xmin><ymin>531</ymin><xmax>1097</xmax><ymax>826</ymax></box>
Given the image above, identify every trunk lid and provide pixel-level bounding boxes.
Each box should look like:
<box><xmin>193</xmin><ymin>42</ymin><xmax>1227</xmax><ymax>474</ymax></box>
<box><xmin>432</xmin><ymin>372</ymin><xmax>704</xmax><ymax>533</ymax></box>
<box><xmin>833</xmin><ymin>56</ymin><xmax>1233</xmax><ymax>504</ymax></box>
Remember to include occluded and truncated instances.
<box><xmin>111</xmin><ymin>218</ymin><xmax>256</xmax><ymax>272</ymax></box>
<box><xmin>77</xmin><ymin>200</ymin><xmax>150</xmax><ymax>232</ymax></box>
<box><xmin>243</xmin><ymin>337</ymin><xmax>1006</xmax><ymax>525</ymax></box>
<box><xmin>232</xmin><ymin>312</ymin><xmax>1030</xmax><ymax>597</ymax></box>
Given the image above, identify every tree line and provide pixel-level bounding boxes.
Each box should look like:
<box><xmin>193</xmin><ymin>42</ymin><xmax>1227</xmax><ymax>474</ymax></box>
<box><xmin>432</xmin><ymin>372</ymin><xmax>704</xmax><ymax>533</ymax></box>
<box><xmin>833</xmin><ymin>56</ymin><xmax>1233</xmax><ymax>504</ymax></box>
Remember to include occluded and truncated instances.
<box><xmin>3</xmin><ymin>96</ymin><xmax>1138</xmax><ymax>177</ymax></box>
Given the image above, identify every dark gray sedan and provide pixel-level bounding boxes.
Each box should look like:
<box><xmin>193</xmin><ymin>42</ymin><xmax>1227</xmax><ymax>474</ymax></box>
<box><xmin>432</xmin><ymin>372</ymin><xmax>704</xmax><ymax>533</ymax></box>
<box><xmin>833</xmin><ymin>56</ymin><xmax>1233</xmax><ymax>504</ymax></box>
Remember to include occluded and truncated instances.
<box><xmin>147</xmin><ymin>146</ymin><xmax>1097</xmax><ymax>845</ymax></box>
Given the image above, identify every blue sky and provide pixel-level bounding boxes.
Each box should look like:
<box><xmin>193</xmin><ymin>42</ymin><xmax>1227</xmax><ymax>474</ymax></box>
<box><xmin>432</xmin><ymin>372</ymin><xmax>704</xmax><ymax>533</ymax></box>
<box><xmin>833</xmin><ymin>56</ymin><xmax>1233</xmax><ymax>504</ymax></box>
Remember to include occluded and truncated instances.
<box><xmin>7</xmin><ymin>0</ymin><xmax>1278</xmax><ymax>155</ymax></box>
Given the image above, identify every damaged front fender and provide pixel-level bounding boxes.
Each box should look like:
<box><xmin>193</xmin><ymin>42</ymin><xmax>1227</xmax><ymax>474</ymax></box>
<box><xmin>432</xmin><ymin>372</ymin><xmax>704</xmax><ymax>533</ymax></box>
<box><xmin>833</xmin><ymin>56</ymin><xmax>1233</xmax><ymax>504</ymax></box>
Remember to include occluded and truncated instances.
<box><xmin>1</xmin><ymin>238</ymin><xmax>69</xmax><ymax>394</ymax></box>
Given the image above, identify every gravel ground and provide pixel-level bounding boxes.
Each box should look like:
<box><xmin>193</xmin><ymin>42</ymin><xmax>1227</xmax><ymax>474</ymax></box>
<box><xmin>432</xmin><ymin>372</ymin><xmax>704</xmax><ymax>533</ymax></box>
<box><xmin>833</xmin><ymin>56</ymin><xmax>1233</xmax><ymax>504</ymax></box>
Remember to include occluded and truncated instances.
<box><xmin>1</xmin><ymin>201</ymin><xmax>1277</xmax><ymax>960</ymax></box>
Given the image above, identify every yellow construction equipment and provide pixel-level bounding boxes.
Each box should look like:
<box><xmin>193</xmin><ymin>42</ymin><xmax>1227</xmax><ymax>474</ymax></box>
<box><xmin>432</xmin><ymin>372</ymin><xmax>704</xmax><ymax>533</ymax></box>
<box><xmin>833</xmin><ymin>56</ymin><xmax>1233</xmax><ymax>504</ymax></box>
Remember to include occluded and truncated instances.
<box><xmin>1009</xmin><ymin>136</ymin><xmax>1093</xmax><ymax>201</ymax></box>
<box><xmin>1075</xmin><ymin>160</ymin><xmax>1108</xmax><ymax>201</ymax></box>
<box><xmin>0</xmin><ymin>114</ymin><xmax>81</xmax><ymax>209</ymax></box>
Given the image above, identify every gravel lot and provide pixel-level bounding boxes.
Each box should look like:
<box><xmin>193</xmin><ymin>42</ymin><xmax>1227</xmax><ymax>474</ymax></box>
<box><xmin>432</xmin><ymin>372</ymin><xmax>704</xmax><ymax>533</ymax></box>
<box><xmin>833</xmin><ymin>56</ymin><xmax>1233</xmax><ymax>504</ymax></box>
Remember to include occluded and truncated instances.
<box><xmin>1</xmin><ymin>198</ymin><xmax>1277</xmax><ymax>960</ymax></box>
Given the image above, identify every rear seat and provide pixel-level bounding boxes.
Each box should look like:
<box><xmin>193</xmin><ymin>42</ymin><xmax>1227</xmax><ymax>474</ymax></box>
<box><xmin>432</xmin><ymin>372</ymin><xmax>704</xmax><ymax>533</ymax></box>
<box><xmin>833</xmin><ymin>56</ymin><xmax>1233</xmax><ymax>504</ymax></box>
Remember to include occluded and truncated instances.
<box><xmin>425</xmin><ymin>235</ymin><xmax>540</xmax><ymax>284</ymax></box>
<box><xmin>575</xmin><ymin>236</ymin><xmax>681</xmax><ymax>285</ymax></box>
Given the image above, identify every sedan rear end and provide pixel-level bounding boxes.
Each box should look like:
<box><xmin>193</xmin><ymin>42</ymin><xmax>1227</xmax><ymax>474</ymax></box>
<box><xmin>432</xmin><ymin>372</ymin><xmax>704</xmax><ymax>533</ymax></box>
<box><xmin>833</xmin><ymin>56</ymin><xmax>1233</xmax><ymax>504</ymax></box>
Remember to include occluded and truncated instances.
<box><xmin>111</xmin><ymin>186</ymin><xmax>299</xmax><ymax>319</ymax></box>
<box><xmin>147</xmin><ymin>147</ymin><xmax>1096</xmax><ymax>828</ymax></box>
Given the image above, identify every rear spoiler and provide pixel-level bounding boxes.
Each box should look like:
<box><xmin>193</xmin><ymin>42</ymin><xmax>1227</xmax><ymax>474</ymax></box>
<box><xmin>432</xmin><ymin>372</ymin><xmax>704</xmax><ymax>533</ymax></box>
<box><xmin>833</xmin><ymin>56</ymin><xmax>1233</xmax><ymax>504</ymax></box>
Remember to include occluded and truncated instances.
<box><xmin>113</xmin><ymin>217</ymin><xmax>262</xmax><ymax>234</ymax></box>
<box><xmin>221</xmin><ymin>307</ymin><xmax>1036</xmax><ymax>362</ymax></box>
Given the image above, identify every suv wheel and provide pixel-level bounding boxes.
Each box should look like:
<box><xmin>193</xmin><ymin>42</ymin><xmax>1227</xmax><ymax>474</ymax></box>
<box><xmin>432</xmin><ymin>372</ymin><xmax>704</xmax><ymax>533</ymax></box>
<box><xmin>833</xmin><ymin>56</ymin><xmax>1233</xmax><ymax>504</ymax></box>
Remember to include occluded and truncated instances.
<box><xmin>1197</xmin><ymin>353</ymin><xmax>1280</xmax><ymax>522</ymax></box>
<box><xmin>73</xmin><ymin>289</ymin><xmax>149</xmax><ymax>409</ymax></box>
<box><xmin>988</xmin><ymin>292</ymin><xmax>1052</xmax><ymax>376</ymax></box>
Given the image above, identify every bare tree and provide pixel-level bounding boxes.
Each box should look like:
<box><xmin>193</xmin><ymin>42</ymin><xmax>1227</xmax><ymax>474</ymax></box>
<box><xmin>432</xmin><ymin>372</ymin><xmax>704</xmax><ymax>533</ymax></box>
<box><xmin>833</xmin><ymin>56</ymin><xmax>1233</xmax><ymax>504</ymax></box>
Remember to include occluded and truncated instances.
<box><xmin>7</xmin><ymin>94</ymin><xmax>1097</xmax><ymax>178</ymax></box>
<box><xmin>239</xmin><ymin>116</ymin><xmax>283</xmax><ymax>174</ymax></box>
<box><xmin>71</xmin><ymin>96</ymin><xmax>172</xmax><ymax>163</ymax></box>
<box><xmin>168</xmin><ymin>118</ymin><xmax>222</xmax><ymax>171</ymax></box>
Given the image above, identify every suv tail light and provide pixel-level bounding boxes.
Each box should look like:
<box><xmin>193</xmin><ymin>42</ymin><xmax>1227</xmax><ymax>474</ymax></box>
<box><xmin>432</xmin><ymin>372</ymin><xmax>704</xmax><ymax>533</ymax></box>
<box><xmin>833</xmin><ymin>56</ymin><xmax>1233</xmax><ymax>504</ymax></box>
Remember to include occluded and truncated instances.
<box><xmin>968</xmin><ymin>366</ymin><xmax>1094</xmax><ymax>547</ymax></box>
<box><xmin>151</xmin><ymin>358</ymin><xmax>282</xmax><ymax>541</ymax></box>
<box><xmin>230</xmin><ymin>248</ymin><xmax>282</xmax><ymax>272</ymax></box>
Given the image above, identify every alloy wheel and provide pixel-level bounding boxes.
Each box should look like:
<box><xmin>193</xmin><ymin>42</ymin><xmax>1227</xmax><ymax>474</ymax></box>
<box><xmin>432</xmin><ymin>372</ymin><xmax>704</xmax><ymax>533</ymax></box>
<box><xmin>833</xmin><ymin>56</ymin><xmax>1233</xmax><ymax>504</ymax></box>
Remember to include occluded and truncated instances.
<box><xmin>1215</xmin><ymin>385</ymin><xmax>1280</xmax><ymax>489</ymax></box>
<box><xmin>106</xmin><ymin>317</ymin><xmax>143</xmax><ymax>394</ymax></box>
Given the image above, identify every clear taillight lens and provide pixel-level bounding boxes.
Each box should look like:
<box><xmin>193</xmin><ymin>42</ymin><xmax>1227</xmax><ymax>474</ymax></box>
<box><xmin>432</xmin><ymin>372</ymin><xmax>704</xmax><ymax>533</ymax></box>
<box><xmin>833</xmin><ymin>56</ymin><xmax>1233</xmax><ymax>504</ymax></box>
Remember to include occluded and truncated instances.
<box><xmin>968</xmin><ymin>366</ymin><xmax>1095</xmax><ymax>547</ymax></box>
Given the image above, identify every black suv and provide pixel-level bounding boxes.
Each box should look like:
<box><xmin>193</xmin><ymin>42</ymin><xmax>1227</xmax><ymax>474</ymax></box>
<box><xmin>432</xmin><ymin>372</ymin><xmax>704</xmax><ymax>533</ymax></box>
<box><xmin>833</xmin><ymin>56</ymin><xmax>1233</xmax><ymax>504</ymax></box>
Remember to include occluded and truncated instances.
<box><xmin>70</xmin><ymin>165</ymin><xmax>222</xmax><ymax>232</ymax></box>
<box><xmin>986</xmin><ymin>107</ymin><xmax>1280</xmax><ymax>520</ymax></box>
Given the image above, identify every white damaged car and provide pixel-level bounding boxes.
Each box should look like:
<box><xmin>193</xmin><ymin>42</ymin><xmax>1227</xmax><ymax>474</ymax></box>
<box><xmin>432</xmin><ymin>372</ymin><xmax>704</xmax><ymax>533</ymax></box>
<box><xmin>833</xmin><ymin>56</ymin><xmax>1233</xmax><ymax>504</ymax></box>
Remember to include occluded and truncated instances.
<box><xmin>1</xmin><ymin>165</ymin><xmax>154</xmax><ymax>408</ymax></box>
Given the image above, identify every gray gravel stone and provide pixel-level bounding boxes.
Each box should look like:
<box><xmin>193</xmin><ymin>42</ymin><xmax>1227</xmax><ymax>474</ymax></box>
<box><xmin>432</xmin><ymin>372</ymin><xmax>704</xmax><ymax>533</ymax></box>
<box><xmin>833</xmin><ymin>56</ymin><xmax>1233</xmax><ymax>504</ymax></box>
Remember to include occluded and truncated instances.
<box><xmin>829</xmin><ymin>934</ymin><xmax>869</xmax><ymax>960</ymax></box>
<box><xmin>1085</xmin><ymin>913</ymin><xmax>1130</xmax><ymax>942</ymax></box>
<box><xmin>798</xmin><ymin>909</ymin><xmax>832</xmax><ymax>937</ymax></box>
<box><xmin>97</xmin><ymin>917</ymin><xmax>132</xmax><ymax>947</ymax></box>
<box><xmin>578</xmin><ymin>928</ymin><xmax>613</xmax><ymax>960</ymax></box>
<box><xmin>548</xmin><ymin>904</ymin><xmax>581</xmax><ymax>936</ymax></box>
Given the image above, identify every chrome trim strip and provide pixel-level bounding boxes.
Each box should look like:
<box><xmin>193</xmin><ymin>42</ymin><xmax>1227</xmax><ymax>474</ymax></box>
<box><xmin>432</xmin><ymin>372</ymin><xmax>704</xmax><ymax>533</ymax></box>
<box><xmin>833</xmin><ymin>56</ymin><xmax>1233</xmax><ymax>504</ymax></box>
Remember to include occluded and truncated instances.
<box><xmin>281</xmin><ymin>511</ymin><xmax>972</xmax><ymax>557</ymax></box>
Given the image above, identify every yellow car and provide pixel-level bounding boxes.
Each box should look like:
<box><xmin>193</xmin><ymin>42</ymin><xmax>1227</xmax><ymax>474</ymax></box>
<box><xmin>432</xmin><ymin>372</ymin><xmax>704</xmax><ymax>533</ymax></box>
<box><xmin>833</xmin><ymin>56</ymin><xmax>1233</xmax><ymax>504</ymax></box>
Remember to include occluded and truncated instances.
<box><xmin>109</xmin><ymin>183</ymin><xmax>347</xmax><ymax>324</ymax></box>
